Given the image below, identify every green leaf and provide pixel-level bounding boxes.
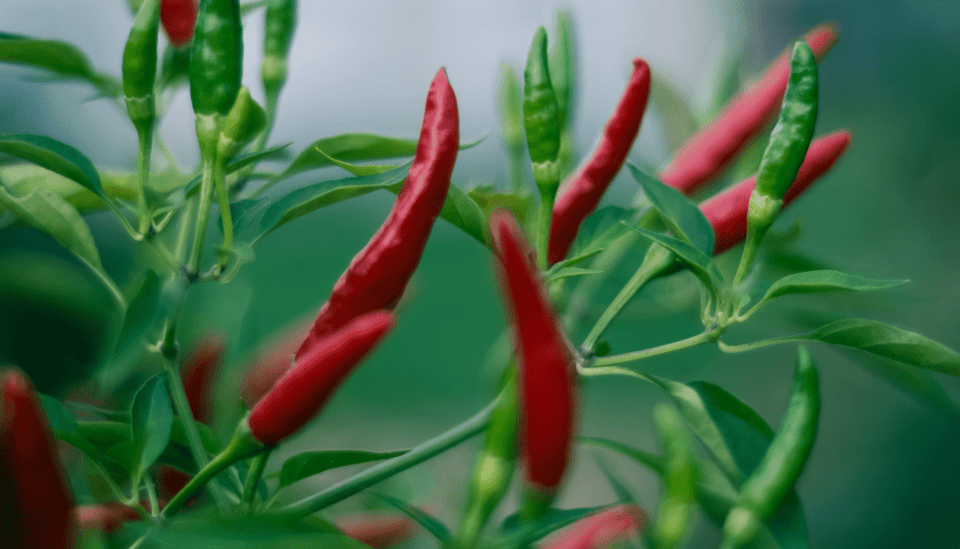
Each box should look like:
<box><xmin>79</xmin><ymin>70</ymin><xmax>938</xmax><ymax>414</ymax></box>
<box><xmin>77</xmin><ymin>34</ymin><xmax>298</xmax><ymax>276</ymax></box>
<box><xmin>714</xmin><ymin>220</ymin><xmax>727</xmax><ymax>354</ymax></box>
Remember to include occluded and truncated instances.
<box><xmin>797</xmin><ymin>319</ymin><xmax>960</xmax><ymax>376</ymax></box>
<box><xmin>432</xmin><ymin>183</ymin><xmax>487</xmax><ymax>245</ymax></box>
<box><xmin>229</xmin><ymin>163</ymin><xmax>411</xmax><ymax>246</ymax></box>
<box><xmin>571</xmin><ymin>205</ymin><xmax>634</xmax><ymax>257</ymax></box>
<box><xmin>580</xmin><ymin>436</ymin><xmax>664</xmax><ymax>474</ymax></box>
<box><xmin>628</xmin><ymin>163</ymin><xmax>714</xmax><ymax>256</ymax></box>
<box><xmin>0</xmin><ymin>186</ymin><xmax>104</xmax><ymax>272</ymax></box>
<box><xmin>0</xmin><ymin>35</ymin><xmax>117</xmax><ymax>95</ymax></box>
<box><xmin>852</xmin><ymin>355</ymin><xmax>960</xmax><ymax>419</ymax></box>
<box><xmin>650</xmin><ymin>77</ymin><xmax>699</xmax><ymax>154</ymax></box>
<box><xmin>0</xmin><ymin>134</ymin><xmax>106</xmax><ymax>198</ymax></box>
<box><xmin>184</xmin><ymin>143</ymin><xmax>292</xmax><ymax>197</ymax></box>
<box><xmin>127</xmin><ymin>515</ymin><xmax>366</xmax><ymax>549</ymax></box>
<box><xmin>650</xmin><ymin>404</ymin><xmax>696</xmax><ymax>549</ymax></box>
<box><xmin>495</xmin><ymin>505</ymin><xmax>612</xmax><ymax>548</ymax></box>
<box><xmin>169</xmin><ymin>415</ymin><xmax>224</xmax><ymax>455</ymax></box>
<box><xmin>622</xmin><ymin>223</ymin><xmax>723</xmax><ymax>301</ymax></box>
<box><xmin>275</xmin><ymin>449</ymin><xmax>409</xmax><ymax>489</ymax></box>
<box><xmin>130</xmin><ymin>373</ymin><xmax>173</xmax><ymax>484</ymax></box>
<box><xmin>466</xmin><ymin>185</ymin><xmax>533</xmax><ymax>226</ymax></box>
<box><xmin>753</xmin><ymin>270</ymin><xmax>907</xmax><ymax>311</ymax></box>
<box><xmin>311</xmin><ymin>146</ymin><xmax>398</xmax><ymax>176</ymax></box>
<box><xmin>591</xmin><ymin>452</ymin><xmax>640</xmax><ymax>504</ymax></box>
<box><xmin>279</xmin><ymin>134</ymin><xmax>420</xmax><ymax>178</ymax></box>
<box><xmin>544</xmin><ymin>266</ymin><xmax>602</xmax><ymax>283</ymax></box>
<box><xmin>39</xmin><ymin>394</ymin><xmax>82</xmax><ymax>438</ymax></box>
<box><xmin>113</xmin><ymin>271</ymin><xmax>161</xmax><ymax>356</ymax></box>
<box><xmin>374</xmin><ymin>492</ymin><xmax>451</xmax><ymax>543</ymax></box>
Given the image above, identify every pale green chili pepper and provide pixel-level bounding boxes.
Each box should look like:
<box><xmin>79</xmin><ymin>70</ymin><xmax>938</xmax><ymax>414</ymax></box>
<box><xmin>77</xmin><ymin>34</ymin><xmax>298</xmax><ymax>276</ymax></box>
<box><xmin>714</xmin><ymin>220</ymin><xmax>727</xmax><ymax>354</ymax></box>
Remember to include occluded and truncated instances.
<box><xmin>734</xmin><ymin>42</ymin><xmax>817</xmax><ymax>284</ymax></box>
<box><xmin>720</xmin><ymin>346</ymin><xmax>820</xmax><ymax>549</ymax></box>
<box><xmin>190</xmin><ymin>0</ymin><xmax>243</xmax><ymax>152</ymax></box>
<box><xmin>498</xmin><ymin>63</ymin><xmax>526</xmax><ymax>192</ymax></box>
<box><xmin>122</xmin><ymin>0</ymin><xmax>160</xmax><ymax>136</ymax></box>
<box><xmin>261</xmin><ymin>0</ymin><xmax>297</xmax><ymax>103</ymax></box>
<box><xmin>548</xmin><ymin>9</ymin><xmax>576</xmax><ymax>178</ymax></box>
<box><xmin>523</xmin><ymin>26</ymin><xmax>562</xmax><ymax>192</ymax></box>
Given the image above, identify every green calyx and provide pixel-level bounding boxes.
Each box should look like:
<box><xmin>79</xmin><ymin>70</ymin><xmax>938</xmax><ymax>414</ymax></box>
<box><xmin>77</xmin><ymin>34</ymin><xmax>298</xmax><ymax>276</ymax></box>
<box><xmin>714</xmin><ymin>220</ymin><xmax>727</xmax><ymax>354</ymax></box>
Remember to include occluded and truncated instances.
<box><xmin>218</xmin><ymin>87</ymin><xmax>267</xmax><ymax>159</ymax></box>
<box><xmin>190</xmin><ymin>0</ymin><xmax>243</xmax><ymax>117</ymax></box>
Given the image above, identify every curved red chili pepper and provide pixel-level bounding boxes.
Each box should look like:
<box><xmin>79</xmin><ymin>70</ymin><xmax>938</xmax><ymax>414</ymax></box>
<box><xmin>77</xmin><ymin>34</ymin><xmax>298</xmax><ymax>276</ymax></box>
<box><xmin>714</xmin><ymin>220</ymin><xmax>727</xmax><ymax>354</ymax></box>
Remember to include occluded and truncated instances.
<box><xmin>491</xmin><ymin>210</ymin><xmax>577</xmax><ymax>501</ymax></box>
<box><xmin>335</xmin><ymin>512</ymin><xmax>418</xmax><ymax>548</ymax></box>
<box><xmin>293</xmin><ymin>67</ymin><xmax>459</xmax><ymax>364</ymax></box>
<box><xmin>247</xmin><ymin>311</ymin><xmax>395</xmax><ymax>445</ymax></box>
<box><xmin>160</xmin><ymin>0</ymin><xmax>199</xmax><ymax>48</ymax></box>
<box><xmin>541</xmin><ymin>504</ymin><xmax>647</xmax><ymax>549</ymax></box>
<box><xmin>240</xmin><ymin>318</ymin><xmax>313</xmax><ymax>408</ymax></box>
<box><xmin>75</xmin><ymin>503</ymin><xmax>141</xmax><ymax>534</ymax></box>
<box><xmin>660</xmin><ymin>24</ymin><xmax>838</xmax><ymax>195</ymax></box>
<box><xmin>0</xmin><ymin>368</ymin><xmax>76</xmax><ymax>549</ymax></box>
<box><xmin>702</xmin><ymin>130</ymin><xmax>850</xmax><ymax>255</ymax></box>
<box><xmin>548</xmin><ymin>59</ymin><xmax>652</xmax><ymax>265</ymax></box>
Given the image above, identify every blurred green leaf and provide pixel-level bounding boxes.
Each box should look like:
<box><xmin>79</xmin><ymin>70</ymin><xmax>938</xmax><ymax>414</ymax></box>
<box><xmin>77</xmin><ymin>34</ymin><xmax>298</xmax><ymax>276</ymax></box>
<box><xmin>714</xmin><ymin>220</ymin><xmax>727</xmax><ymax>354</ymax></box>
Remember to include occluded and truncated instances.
<box><xmin>544</xmin><ymin>266</ymin><xmax>602</xmax><ymax>283</ymax></box>
<box><xmin>275</xmin><ymin>449</ymin><xmax>409</xmax><ymax>489</ymax></box>
<box><xmin>0</xmin><ymin>134</ymin><xmax>105</xmax><ymax>198</ymax></box>
<box><xmin>749</xmin><ymin>271</ymin><xmax>908</xmax><ymax>314</ymax></box>
<box><xmin>0</xmin><ymin>35</ymin><xmax>117</xmax><ymax>95</ymax></box>
<box><xmin>127</xmin><ymin>515</ymin><xmax>365</xmax><ymax>548</ymax></box>
<box><xmin>592</xmin><ymin>453</ymin><xmax>639</xmax><ymax>504</ymax></box>
<box><xmin>466</xmin><ymin>185</ymin><xmax>533</xmax><ymax>227</ymax></box>
<box><xmin>650</xmin><ymin>77</ymin><xmax>698</xmax><ymax>155</ymax></box>
<box><xmin>184</xmin><ymin>143</ymin><xmax>292</xmax><ymax>198</ymax></box>
<box><xmin>130</xmin><ymin>373</ymin><xmax>173</xmax><ymax>485</ymax></box>
<box><xmin>650</xmin><ymin>404</ymin><xmax>696</xmax><ymax>549</ymax></box>
<box><xmin>628</xmin><ymin>163</ymin><xmax>714</xmax><ymax>256</ymax></box>
<box><xmin>113</xmin><ymin>271</ymin><xmax>161</xmax><ymax>357</ymax></box>
<box><xmin>495</xmin><ymin>505</ymin><xmax>612</xmax><ymax>548</ymax></box>
<box><xmin>622</xmin><ymin>223</ymin><xmax>723</xmax><ymax>301</ymax></box>
<box><xmin>849</xmin><ymin>354</ymin><xmax>960</xmax><ymax>419</ymax></box>
<box><xmin>374</xmin><ymin>492</ymin><xmax>451</xmax><ymax>543</ymax></box>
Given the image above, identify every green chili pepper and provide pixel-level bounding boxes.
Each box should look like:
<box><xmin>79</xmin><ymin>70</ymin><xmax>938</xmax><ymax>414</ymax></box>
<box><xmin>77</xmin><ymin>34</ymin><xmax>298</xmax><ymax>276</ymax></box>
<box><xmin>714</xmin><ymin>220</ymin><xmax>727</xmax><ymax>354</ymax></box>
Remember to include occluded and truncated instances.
<box><xmin>523</xmin><ymin>26</ymin><xmax>562</xmax><ymax>193</ymax></box>
<box><xmin>734</xmin><ymin>42</ymin><xmax>818</xmax><ymax>284</ymax></box>
<box><xmin>498</xmin><ymin>63</ymin><xmax>526</xmax><ymax>192</ymax></box>
<box><xmin>548</xmin><ymin>10</ymin><xmax>574</xmax><ymax>133</ymax></box>
<box><xmin>123</xmin><ymin>0</ymin><xmax>160</xmax><ymax>135</ymax></box>
<box><xmin>218</xmin><ymin>86</ymin><xmax>267</xmax><ymax>160</ymax></box>
<box><xmin>261</xmin><ymin>0</ymin><xmax>297</xmax><ymax>102</ymax></box>
<box><xmin>720</xmin><ymin>346</ymin><xmax>820</xmax><ymax>549</ymax></box>
<box><xmin>190</xmin><ymin>0</ymin><xmax>243</xmax><ymax>152</ymax></box>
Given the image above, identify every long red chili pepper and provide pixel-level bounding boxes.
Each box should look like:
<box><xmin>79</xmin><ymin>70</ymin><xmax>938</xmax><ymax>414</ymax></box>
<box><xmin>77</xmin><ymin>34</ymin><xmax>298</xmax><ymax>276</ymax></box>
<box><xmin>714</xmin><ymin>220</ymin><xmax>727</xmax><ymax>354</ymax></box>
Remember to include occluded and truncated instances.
<box><xmin>541</xmin><ymin>504</ymin><xmax>647</xmax><ymax>549</ymax></box>
<box><xmin>160</xmin><ymin>0</ymin><xmax>199</xmax><ymax>48</ymax></box>
<box><xmin>247</xmin><ymin>311</ymin><xmax>395</xmax><ymax>445</ymax></box>
<box><xmin>293</xmin><ymin>67</ymin><xmax>459</xmax><ymax>364</ymax></box>
<box><xmin>659</xmin><ymin>24</ymin><xmax>838</xmax><ymax>195</ymax></box>
<box><xmin>335</xmin><ymin>512</ymin><xmax>418</xmax><ymax>548</ymax></box>
<box><xmin>702</xmin><ymin>130</ymin><xmax>850</xmax><ymax>254</ymax></box>
<box><xmin>490</xmin><ymin>210</ymin><xmax>577</xmax><ymax>510</ymax></box>
<box><xmin>240</xmin><ymin>319</ymin><xmax>313</xmax><ymax>408</ymax></box>
<box><xmin>548</xmin><ymin>59</ymin><xmax>652</xmax><ymax>265</ymax></box>
<box><xmin>0</xmin><ymin>368</ymin><xmax>76</xmax><ymax>549</ymax></box>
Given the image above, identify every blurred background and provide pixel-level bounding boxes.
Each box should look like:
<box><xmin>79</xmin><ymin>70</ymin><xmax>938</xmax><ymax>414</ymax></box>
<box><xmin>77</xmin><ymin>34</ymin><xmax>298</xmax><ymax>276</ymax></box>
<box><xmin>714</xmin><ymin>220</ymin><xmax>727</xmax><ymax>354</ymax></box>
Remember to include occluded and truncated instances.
<box><xmin>2</xmin><ymin>0</ymin><xmax>959</xmax><ymax>547</ymax></box>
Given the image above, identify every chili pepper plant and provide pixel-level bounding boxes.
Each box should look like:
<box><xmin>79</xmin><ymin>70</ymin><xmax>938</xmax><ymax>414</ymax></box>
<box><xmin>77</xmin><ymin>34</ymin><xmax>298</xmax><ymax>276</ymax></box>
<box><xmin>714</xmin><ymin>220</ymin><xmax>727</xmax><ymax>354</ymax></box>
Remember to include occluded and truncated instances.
<box><xmin>1</xmin><ymin>2</ymin><xmax>958</xmax><ymax>548</ymax></box>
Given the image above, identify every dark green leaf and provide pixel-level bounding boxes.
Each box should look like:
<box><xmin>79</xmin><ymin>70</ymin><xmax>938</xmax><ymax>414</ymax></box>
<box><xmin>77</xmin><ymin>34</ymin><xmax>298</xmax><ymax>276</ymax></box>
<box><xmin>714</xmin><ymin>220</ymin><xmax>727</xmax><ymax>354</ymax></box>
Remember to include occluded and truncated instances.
<box><xmin>544</xmin><ymin>266</ymin><xmax>602</xmax><ymax>283</ymax></box>
<box><xmin>130</xmin><ymin>373</ymin><xmax>173</xmax><ymax>482</ymax></box>
<box><xmin>0</xmin><ymin>134</ymin><xmax>105</xmax><ymax>198</ymax></box>
<box><xmin>628</xmin><ymin>163</ymin><xmax>714</xmax><ymax>256</ymax></box>
<box><xmin>229</xmin><ymin>163</ymin><xmax>411</xmax><ymax>245</ymax></box>
<box><xmin>0</xmin><ymin>35</ymin><xmax>116</xmax><ymax>94</ymax></box>
<box><xmin>621</xmin><ymin>223</ymin><xmax>723</xmax><ymax>300</ymax></box>
<box><xmin>39</xmin><ymin>394</ymin><xmax>81</xmax><ymax>438</ymax></box>
<box><xmin>127</xmin><ymin>515</ymin><xmax>365</xmax><ymax>549</ymax></box>
<box><xmin>113</xmin><ymin>271</ymin><xmax>161</xmax><ymax>355</ymax></box>
<box><xmin>754</xmin><ymin>270</ymin><xmax>907</xmax><ymax>311</ymax></box>
<box><xmin>374</xmin><ymin>492</ymin><xmax>451</xmax><ymax>543</ymax></box>
<box><xmin>432</xmin><ymin>183</ymin><xmax>487</xmax><ymax>245</ymax></box>
<box><xmin>276</xmin><ymin>449</ymin><xmax>409</xmax><ymax>489</ymax></box>
<box><xmin>496</xmin><ymin>505</ymin><xmax>612</xmax><ymax>548</ymax></box>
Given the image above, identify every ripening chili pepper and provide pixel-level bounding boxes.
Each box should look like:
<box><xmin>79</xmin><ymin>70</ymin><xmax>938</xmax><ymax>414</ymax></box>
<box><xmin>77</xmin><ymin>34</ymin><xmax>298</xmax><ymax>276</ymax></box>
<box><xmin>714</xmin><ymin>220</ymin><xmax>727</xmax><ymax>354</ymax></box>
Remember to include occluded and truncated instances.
<box><xmin>702</xmin><ymin>131</ymin><xmax>849</xmax><ymax>255</ymax></box>
<box><xmin>335</xmin><ymin>513</ymin><xmax>418</xmax><ymax>548</ymax></box>
<box><xmin>294</xmin><ymin>68</ymin><xmax>459</xmax><ymax>358</ymax></box>
<box><xmin>659</xmin><ymin>24</ymin><xmax>837</xmax><ymax>195</ymax></box>
<box><xmin>541</xmin><ymin>504</ymin><xmax>647</xmax><ymax>549</ymax></box>
<box><xmin>75</xmin><ymin>503</ymin><xmax>141</xmax><ymax>534</ymax></box>
<box><xmin>240</xmin><ymin>318</ymin><xmax>313</xmax><ymax>408</ymax></box>
<box><xmin>547</xmin><ymin>58</ymin><xmax>651</xmax><ymax>265</ymax></box>
<box><xmin>262</xmin><ymin>0</ymin><xmax>297</xmax><ymax>102</ymax></box>
<box><xmin>0</xmin><ymin>368</ymin><xmax>76</xmax><ymax>549</ymax></box>
<box><xmin>160</xmin><ymin>0</ymin><xmax>199</xmax><ymax>48</ymax></box>
<box><xmin>490</xmin><ymin>210</ymin><xmax>577</xmax><ymax>519</ymax></box>
<box><xmin>721</xmin><ymin>347</ymin><xmax>819</xmax><ymax>549</ymax></box>
<box><xmin>523</xmin><ymin>26</ymin><xmax>562</xmax><ymax>193</ymax></box>
<box><xmin>122</xmin><ymin>0</ymin><xmax>160</xmax><ymax>136</ymax></box>
<box><xmin>247</xmin><ymin>311</ymin><xmax>395</xmax><ymax>445</ymax></box>
<box><xmin>190</xmin><ymin>0</ymin><xmax>242</xmax><ymax>151</ymax></box>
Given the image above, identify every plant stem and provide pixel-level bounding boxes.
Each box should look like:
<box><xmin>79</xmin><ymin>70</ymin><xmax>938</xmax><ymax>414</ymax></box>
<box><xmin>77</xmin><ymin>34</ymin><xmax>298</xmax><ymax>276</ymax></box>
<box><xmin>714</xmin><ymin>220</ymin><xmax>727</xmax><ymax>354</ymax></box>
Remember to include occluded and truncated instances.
<box><xmin>212</xmin><ymin>156</ymin><xmax>233</xmax><ymax>274</ymax></box>
<box><xmin>278</xmin><ymin>396</ymin><xmax>501</xmax><ymax>519</ymax></box>
<box><xmin>588</xmin><ymin>329</ymin><xmax>720</xmax><ymax>368</ymax></box>
<box><xmin>536</xmin><ymin>191</ymin><xmax>555</xmax><ymax>270</ymax></box>
<box><xmin>581</xmin><ymin>244</ymin><xmax>677</xmax><ymax>353</ymax></box>
<box><xmin>188</xmin><ymin>154</ymin><xmax>216</xmax><ymax>275</ymax></box>
<box><xmin>243</xmin><ymin>450</ymin><xmax>271</xmax><ymax>510</ymax></box>
<box><xmin>161</xmin><ymin>442</ymin><xmax>239</xmax><ymax>518</ymax></box>
<box><xmin>717</xmin><ymin>337</ymin><xmax>798</xmax><ymax>354</ymax></box>
<box><xmin>136</xmin><ymin>131</ymin><xmax>153</xmax><ymax>236</ymax></box>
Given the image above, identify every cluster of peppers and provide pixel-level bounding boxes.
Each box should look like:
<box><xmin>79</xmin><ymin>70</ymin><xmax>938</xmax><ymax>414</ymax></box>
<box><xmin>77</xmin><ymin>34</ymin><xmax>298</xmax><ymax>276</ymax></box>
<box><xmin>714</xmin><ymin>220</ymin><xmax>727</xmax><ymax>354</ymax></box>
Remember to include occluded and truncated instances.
<box><xmin>0</xmin><ymin>0</ymin><xmax>854</xmax><ymax>547</ymax></box>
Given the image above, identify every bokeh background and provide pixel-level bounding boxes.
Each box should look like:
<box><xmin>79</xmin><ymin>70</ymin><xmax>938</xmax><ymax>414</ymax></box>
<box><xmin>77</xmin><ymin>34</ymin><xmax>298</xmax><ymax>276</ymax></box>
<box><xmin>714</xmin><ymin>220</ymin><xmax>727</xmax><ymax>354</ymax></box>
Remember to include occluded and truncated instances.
<box><xmin>2</xmin><ymin>0</ymin><xmax>959</xmax><ymax>547</ymax></box>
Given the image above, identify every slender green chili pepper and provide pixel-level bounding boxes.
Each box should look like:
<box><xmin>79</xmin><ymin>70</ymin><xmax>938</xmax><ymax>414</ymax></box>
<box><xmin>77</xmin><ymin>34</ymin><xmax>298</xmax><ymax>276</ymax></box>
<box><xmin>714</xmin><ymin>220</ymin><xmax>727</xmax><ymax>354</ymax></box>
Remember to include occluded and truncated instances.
<box><xmin>721</xmin><ymin>347</ymin><xmax>820</xmax><ymax>549</ymax></box>
<box><xmin>549</xmin><ymin>9</ymin><xmax>577</xmax><ymax>178</ymax></box>
<box><xmin>160</xmin><ymin>0</ymin><xmax>199</xmax><ymax>48</ymax></box>
<box><xmin>523</xmin><ymin>26</ymin><xmax>562</xmax><ymax>193</ymax></box>
<box><xmin>498</xmin><ymin>63</ymin><xmax>526</xmax><ymax>192</ymax></box>
<box><xmin>261</xmin><ymin>0</ymin><xmax>297</xmax><ymax>103</ymax></box>
<box><xmin>190</xmin><ymin>0</ymin><xmax>243</xmax><ymax>151</ymax></box>
<box><xmin>122</xmin><ymin>0</ymin><xmax>160</xmax><ymax>136</ymax></box>
<box><xmin>734</xmin><ymin>41</ymin><xmax>818</xmax><ymax>284</ymax></box>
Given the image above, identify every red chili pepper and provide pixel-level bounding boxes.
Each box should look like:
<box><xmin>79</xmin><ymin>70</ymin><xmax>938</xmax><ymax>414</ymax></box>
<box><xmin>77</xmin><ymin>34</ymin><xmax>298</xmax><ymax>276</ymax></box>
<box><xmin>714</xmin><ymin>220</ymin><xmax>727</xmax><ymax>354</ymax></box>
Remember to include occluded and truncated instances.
<box><xmin>548</xmin><ymin>59</ymin><xmax>652</xmax><ymax>265</ymax></box>
<box><xmin>0</xmin><ymin>368</ymin><xmax>76</xmax><ymax>549</ymax></box>
<box><xmin>240</xmin><ymin>318</ymin><xmax>313</xmax><ymax>408</ymax></box>
<box><xmin>334</xmin><ymin>512</ymin><xmax>418</xmax><ymax>548</ymax></box>
<box><xmin>490</xmin><ymin>210</ymin><xmax>577</xmax><ymax>507</ymax></box>
<box><xmin>702</xmin><ymin>130</ymin><xmax>850</xmax><ymax>255</ymax></box>
<box><xmin>541</xmin><ymin>504</ymin><xmax>647</xmax><ymax>549</ymax></box>
<box><xmin>246</xmin><ymin>311</ymin><xmax>395</xmax><ymax>445</ymax></box>
<box><xmin>160</xmin><ymin>0</ymin><xmax>199</xmax><ymax>48</ymax></box>
<box><xmin>75</xmin><ymin>503</ymin><xmax>141</xmax><ymax>534</ymax></box>
<box><xmin>659</xmin><ymin>24</ymin><xmax>838</xmax><ymax>195</ymax></box>
<box><xmin>293</xmin><ymin>67</ymin><xmax>459</xmax><ymax>362</ymax></box>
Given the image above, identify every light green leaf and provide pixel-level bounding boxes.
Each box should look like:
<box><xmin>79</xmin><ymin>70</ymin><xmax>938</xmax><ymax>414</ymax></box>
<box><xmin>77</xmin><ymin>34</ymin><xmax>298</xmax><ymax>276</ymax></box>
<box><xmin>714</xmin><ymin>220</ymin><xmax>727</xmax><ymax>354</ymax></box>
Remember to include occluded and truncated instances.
<box><xmin>130</xmin><ymin>373</ymin><xmax>173</xmax><ymax>484</ymax></box>
<box><xmin>0</xmin><ymin>134</ymin><xmax>105</xmax><ymax>198</ymax></box>
<box><xmin>621</xmin><ymin>222</ymin><xmax>723</xmax><ymax>302</ymax></box>
<box><xmin>628</xmin><ymin>163</ymin><xmax>714</xmax><ymax>255</ymax></box>
<box><xmin>650</xmin><ymin>77</ymin><xmax>699</xmax><ymax>154</ymax></box>
<box><xmin>749</xmin><ymin>270</ymin><xmax>908</xmax><ymax>315</ymax></box>
<box><xmin>184</xmin><ymin>143</ymin><xmax>292</xmax><ymax>197</ymax></box>
<box><xmin>0</xmin><ymin>35</ymin><xmax>117</xmax><ymax>95</ymax></box>
<box><xmin>544</xmin><ymin>266</ymin><xmax>602</xmax><ymax>283</ymax></box>
<box><xmin>275</xmin><ymin>449</ymin><xmax>409</xmax><ymax>490</ymax></box>
<box><xmin>374</xmin><ymin>492</ymin><xmax>451</xmax><ymax>544</ymax></box>
<box><xmin>651</xmin><ymin>404</ymin><xmax>696</xmax><ymax>549</ymax></box>
<box><xmin>410</xmin><ymin>182</ymin><xmax>486</xmax><ymax>246</ymax></box>
<box><xmin>113</xmin><ymin>271</ymin><xmax>161</xmax><ymax>356</ymax></box>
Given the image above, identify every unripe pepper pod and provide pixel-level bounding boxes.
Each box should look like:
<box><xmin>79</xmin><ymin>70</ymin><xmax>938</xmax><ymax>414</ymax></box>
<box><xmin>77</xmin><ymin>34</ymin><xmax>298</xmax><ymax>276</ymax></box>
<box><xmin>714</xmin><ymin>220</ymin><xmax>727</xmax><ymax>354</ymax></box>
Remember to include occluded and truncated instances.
<box><xmin>262</xmin><ymin>0</ymin><xmax>297</xmax><ymax>99</ymax></box>
<box><xmin>294</xmin><ymin>68</ymin><xmax>458</xmax><ymax>359</ymax></box>
<box><xmin>161</xmin><ymin>0</ymin><xmax>199</xmax><ymax>48</ymax></box>
<box><xmin>247</xmin><ymin>311</ymin><xmax>395</xmax><ymax>445</ymax></box>
<box><xmin>701</xmin><ymin>130</ymin><xmax>850</xmax><ymax>255</ymax></box>
<box><xmin>190</xmin><ymin>0</ymin><xmax>243</xmax><ymax>118</ymax></box>
<box><xmin>1</xmin><ymin>368</ymin><xmax>76</xmax><ymax>549</ymax></box>
<box><xmin>659</xmin><ymin>24</ymin><xmax>837</xmax><ymax>195</ymax></box>
<box><xmin>123</xmin><ymin>0</ymin><xmax>161</xmax><ymax>135</ymax></box>
<box><xmin>335</xmin><ymin>512</ymin><xmax>418</xmax><ymax>548</ymax></box>
<box><xmin>547</xmin><ymin>58</ymin><xmax>652</xmax><ymax>265</ymax></box>
<box><xmin>541</xmin><ymin>504</ymin><xmax>647</xmax><ymax>549</ymax></box>
<box><xmin>490</xmin><ymin>210</ymin><xmax>577</xmax><ymax>517</ymax></box>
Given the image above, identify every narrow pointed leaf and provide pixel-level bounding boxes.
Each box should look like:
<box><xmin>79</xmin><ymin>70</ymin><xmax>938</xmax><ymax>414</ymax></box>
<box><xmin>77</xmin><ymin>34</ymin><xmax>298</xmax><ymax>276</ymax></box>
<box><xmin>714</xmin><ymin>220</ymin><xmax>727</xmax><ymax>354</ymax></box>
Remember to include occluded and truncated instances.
<box><xmin>130</xmin><ymin>373</ymin><xmax>173</xmax><ymax>482</ymax></box>
<box><xmin>629</xmin><ymin>163</ymin><xmax>714</xmax><ymax>255</ymax></box>
<box><xmin>374</xmin><ymin>492</ymin><xmax>450</xmax><ymax>544</ymax></box>
<box><xmin>756</xmin><ymin>270</ymin><xmax>907</xmax><ymax>309</ymax></box>
<box><xmin>622</xmin><ymin>223</ymin><xmax>723</xmax><ymax>299</ymax></box>
<box><xmin>0</xmin><ymin>134</ymin><xmax>105</xmax><ymax>198</ymax></box>
<box><xmin>276</xmin><ymin>449</ymin><xmax>409</xmax><ymax>489</ymax></box>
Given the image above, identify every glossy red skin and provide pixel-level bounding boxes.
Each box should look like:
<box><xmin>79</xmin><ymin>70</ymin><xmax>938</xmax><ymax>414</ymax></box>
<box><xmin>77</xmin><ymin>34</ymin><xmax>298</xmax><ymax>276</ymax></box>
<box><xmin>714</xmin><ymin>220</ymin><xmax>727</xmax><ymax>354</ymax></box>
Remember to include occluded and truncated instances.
<box><xmin>660</xmin><ymin>24</ymin><xmax>838</xmax><ymax>195</ymax></box>
<box><xmin>75</xmin><ymin>503</ymin><xmax>141</xmax><ymax>534</ymax></box>
<box><xmin>160</xmin><ymin>0</ymin><xmax>199</xmax><ymax>48</ymax></box>
<box><xmin>702</xmin><ymin>131</ymin><xmax>851</xmax><ymax>254</ymax></box>
<box><xmin>491</xmin><ymin>211</ymin><xmax>577</xmax><ymax>495</ymax></box>
<box><xmin>1</xmin><ymin>369</ymin><xmax>76</xmax><ymax>549</ymax></box>
<box><xmin>247</xmin><ymin>311</ymin><xmax>395</xmax><ymax>445</ymax></box>
<box><xmin>541</xmin><ymin>504</ymin><xmax>647</xmax><ymax>549</ymax></box>
<box><xmin>548</xmin><ymin>59</ymin><xmax>652</xmax><ymax>265</ymax></box>
<box><xmin>335</xmin><ymin>513</ymin><xmax>418</xmax><ymax>548</ymax></box>
<box><xmin>295</xmin><ymin>68</ymin><xmax>459</xmax><ymax>359</ymax></box>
